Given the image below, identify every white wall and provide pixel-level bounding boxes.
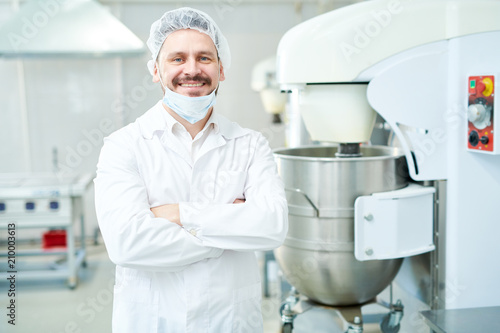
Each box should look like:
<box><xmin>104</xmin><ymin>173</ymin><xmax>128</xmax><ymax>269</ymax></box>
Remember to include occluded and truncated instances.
<box><xmin>0</xmin><ymin>0</ymin><xmax>360</xmax><ymax>235</ymax></box>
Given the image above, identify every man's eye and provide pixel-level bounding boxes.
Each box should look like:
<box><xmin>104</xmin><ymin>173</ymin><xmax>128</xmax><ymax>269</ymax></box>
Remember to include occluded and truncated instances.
<box><xmin>200</xmin><ymin>57</ymin><xmax>209</xmax><ymax>61</ymax></box>
<box><xmin>173</xmin><ymin>58</ymin><xmax>183</xmax><ymax>62</ymax></box>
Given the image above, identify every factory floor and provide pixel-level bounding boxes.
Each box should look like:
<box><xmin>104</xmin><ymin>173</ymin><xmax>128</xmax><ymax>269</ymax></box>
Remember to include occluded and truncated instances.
<box><xmin>0</xmin><ymin>240</ymin><xmax>412</xmax><ymax>333</ymax></box>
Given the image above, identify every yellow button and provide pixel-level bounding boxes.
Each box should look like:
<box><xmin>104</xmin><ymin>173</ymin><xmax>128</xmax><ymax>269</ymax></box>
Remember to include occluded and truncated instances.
<box><xmin>189</xmin><ymin>229</ymin><xmax>197</xmax><ymax>236</ymax></box>
<box><xmin>482</xmin><ymin>77</ymin><xmax>494</xmax><ymax>97</ymax></box>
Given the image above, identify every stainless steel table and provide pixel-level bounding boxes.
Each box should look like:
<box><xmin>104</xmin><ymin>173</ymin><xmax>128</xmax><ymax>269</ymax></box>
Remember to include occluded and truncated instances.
<box><xmin>420</xmin><ymin>306</ymin><xmax>500</xmax><ymax>333</ymax></box>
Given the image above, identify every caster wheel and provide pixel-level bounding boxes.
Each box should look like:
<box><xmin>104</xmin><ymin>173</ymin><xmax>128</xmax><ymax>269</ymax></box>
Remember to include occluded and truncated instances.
<box><xmin>282</xmin><ymin>323</ymin><xmax>293</xmax><ymax>333</ymax></box>
<box><xmin>380</xmin><ymin>313</ymin><xmax>400</xmax><ymax>333</ymax></box>
<box><xmin>67</xmin><ymin>277</ymin><xmax>78</xmax><ymax>290</ymax></box>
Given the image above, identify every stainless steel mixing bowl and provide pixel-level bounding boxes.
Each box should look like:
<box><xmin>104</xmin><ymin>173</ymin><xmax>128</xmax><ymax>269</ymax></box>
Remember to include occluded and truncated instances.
<box><xmin>273</xmin><ymin>145</ymin><xmax>408</xmax><ymax>306</ymax></box>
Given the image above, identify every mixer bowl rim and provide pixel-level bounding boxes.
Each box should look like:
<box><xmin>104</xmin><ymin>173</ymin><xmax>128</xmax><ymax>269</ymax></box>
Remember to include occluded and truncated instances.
<box><xmin>273</xmin><ymin>144</ymin><xmax>405</xmax><ymax>162</ymax></box>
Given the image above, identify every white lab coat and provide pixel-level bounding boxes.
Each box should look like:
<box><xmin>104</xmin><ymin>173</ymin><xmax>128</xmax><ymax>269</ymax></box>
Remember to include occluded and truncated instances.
<box><xmin>94</xmin><ymin>101</ymin><xmax>288</xmax><ymax>333</ymax></box>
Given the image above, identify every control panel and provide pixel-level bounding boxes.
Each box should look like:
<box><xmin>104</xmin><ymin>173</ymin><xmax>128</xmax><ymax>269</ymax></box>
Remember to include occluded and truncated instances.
<box><xmin>467</xmin><ymin>75</ymin><xmax>497</xmax><ymax>153</ymax></box>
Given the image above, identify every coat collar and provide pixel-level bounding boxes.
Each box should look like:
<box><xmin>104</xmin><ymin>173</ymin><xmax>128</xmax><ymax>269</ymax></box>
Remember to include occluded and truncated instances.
<box><xmin>138</xmin><ymin>100</ymin><xmax>251</xmax><ymax>141</ymax></box>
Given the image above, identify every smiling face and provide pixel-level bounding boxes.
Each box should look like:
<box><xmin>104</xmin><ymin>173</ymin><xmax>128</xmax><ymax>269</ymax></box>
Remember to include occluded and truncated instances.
<box><xmin>153</xmin><ymin>29</ymin><xmax>225</xmax><ymax>97</ymax></box>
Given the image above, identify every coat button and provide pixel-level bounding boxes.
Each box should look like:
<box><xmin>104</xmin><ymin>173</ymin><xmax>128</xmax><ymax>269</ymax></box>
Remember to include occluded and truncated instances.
<box><xmin>189</xmin><ymin>229</ymin><xmax>197</xmax><ymax>236</ymax></box>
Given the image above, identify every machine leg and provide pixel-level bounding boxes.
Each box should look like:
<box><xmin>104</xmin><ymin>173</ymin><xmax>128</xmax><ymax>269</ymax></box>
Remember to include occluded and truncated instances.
<box><xmin>66</xmin><ymin>224</ymin><xmax>77</xmax><ymax>289</ymax></box>
<box><xmin>345</xmin><ymin>315</ymin><xmax>363</xmax><ymax>333</ymax></box>
<box><xmin>79</xmin><ymin>213</ymin><xmax>87</xmax><ymax>268</ymax></box>
<box><xmin>280</xmin><ymin>302</ymin><xmax>296</xmax><ymax>332</ymax></box>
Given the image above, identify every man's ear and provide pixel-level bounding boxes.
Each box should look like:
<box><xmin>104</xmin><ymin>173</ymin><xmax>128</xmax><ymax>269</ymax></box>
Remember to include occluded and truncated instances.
<box><xmin>219</xmin><ymin>63</ymin><xmax>226</xmax><ymax>82</ymax></box>
<box><xmin>152</xmin><ymin>62</ymin><xmax>160</xmax><ymax>83</ymax></box>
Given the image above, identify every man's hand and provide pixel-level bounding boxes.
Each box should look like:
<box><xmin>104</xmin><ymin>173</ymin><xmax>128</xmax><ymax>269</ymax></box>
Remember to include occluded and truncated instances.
<box><xmin>151</xmin><ymin>204</ymin><xmax>181</xmax><ymax>226</ymax></box>
<box><xmin>151</xmin><ymin>200</ymin><xmax>243</xmax><ymax>226</ymax></box>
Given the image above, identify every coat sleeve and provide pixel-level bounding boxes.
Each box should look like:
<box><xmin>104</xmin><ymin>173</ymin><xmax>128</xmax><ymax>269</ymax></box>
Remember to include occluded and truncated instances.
<box><xmin>179</xmin><ymin>133</ymin><xmax>289</xmax><ymax>252</ymax></box>
<box><xmin>94</xmin><ymin>131</ymin><xmax>223</xmax><ymax>272</ymax></box>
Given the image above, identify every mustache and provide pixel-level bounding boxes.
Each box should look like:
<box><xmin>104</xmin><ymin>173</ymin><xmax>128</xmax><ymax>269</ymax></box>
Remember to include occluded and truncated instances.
<box><xmin>173</xmin><ymin>75</ymin><xmax>211</xmax><ymax>86</ymax></box>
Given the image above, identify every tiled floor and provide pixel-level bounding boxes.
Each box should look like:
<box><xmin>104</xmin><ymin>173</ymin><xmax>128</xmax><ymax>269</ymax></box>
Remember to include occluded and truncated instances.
<box><xmin>1</xmin><ymin>244</ymin><xmax>115</xmax><ymax>333</ymax></box>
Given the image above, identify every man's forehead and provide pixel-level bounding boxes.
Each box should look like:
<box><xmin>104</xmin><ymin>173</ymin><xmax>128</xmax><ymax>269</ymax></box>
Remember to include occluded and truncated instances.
<box><xmin>165</xmin><ymin>48</ymin><xmax>217</xmax><ymax>56</ymax></box>
<box><xmin>160</xmin><ymin>29</ymin><xmax>217</xmax><ymax>57</ymax></box>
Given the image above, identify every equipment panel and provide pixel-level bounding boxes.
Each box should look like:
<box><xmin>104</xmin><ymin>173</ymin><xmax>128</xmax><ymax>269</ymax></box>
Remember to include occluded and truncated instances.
<box><xmin>467</xmin><ymin>75</ymin><xmax>497</xmax><ymax>153</ymax></box>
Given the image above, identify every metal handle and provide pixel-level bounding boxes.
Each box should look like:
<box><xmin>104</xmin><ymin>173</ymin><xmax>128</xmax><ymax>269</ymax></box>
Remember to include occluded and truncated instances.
<box><xmin>285</xmin><ymin>188</ymin><xmax>319</xmax><ymax>217</ymax></box>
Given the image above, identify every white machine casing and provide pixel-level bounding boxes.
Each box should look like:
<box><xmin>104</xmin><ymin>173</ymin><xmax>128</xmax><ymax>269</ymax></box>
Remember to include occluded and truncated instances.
<box><xmin>277</xmin><ymin>0</ymin><xmax>500</xmax><ymax>310</ymax></box>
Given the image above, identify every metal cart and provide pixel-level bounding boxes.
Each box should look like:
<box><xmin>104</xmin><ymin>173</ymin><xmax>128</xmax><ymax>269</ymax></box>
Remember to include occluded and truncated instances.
<box><xmin>0</xmin><ymin>173</ymin><xmax>92</xmax><ymax>289</ymax></box>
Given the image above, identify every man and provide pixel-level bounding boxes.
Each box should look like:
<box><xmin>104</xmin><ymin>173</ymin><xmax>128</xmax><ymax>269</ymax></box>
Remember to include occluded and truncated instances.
<box><xmin>94</xmin><ymin>7</ymin><xmax>288</xmax><ymax>333</ymax></box>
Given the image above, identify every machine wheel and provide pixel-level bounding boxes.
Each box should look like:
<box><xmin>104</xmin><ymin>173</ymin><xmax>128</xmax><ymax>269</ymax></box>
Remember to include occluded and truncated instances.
<box><xmin>380</xmin><ymin>313</ymin><xmax>400</xmax><ymax>333</ymax></box>
<box><xmin>282</xmin><ymin>323</ymin><xmax>293</xmax><ymax>333</ymax></box>
<box><xmin>67</xmin><ymin>276</ymin><xmax>78</xmax><ymax>290</ymax></box>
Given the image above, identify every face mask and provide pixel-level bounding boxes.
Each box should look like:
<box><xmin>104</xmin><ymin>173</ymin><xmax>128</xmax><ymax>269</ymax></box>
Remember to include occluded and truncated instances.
<box><xmin>162</xmin><ymin>86</ymin><xmax>216</xmax><ymax>124</ymax></box>
<box><xmin>157</xmin><ymin>63</ymin><xmax>219</xmax><ymax>124</ymax></box>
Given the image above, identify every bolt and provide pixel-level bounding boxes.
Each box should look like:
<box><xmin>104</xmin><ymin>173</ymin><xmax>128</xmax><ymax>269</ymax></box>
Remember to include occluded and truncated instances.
<box><xmin>364</xmin><ymin>213</ymin><xmax>373</xmax><ymax>221</ymax></box>
<box><xmin>365</xmin><ymin>248</ymin><xmax>374</xmax><ymax>256</ymax></box>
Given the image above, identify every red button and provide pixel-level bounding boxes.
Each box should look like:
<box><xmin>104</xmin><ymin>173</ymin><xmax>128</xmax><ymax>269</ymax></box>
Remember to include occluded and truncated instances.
<box><xmin>477</xmin><ymin>80</ymin><xmax>486</xmax><ymax>95</ymax></box>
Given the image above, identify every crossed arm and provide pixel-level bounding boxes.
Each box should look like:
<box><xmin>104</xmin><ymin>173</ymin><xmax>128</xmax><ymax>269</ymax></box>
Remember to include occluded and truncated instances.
<box><xmin>151</xmin><ymin>199</ymin><xmax>245</xmax><ymax>227</ymax></box>
<box><xmin>95</xmin><ymin>131</ymin><xmax>287</xmax><ymax>271</ymax></box>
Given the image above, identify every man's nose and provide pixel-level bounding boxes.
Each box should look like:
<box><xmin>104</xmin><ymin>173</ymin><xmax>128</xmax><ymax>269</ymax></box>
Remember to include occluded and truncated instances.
<box><xmin>183</xmin><ymin>58</ymin><xmax>201</xmax><ymax>76</ymax></box>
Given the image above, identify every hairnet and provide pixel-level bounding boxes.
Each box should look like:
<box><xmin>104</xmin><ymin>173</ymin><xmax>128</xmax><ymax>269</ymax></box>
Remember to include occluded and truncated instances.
<box><xmin>146</xmin><ymin>7</ymin><xmax>231</xmax><ymax>75</ymax></box>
